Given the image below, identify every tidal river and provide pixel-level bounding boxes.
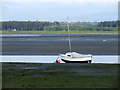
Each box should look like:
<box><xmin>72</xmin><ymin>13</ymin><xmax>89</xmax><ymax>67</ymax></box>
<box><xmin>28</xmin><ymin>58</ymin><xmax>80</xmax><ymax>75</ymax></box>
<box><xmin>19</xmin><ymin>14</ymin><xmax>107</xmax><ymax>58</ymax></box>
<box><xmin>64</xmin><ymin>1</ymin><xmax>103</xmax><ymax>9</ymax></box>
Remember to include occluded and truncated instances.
<box><xmin>1</xmin><ymin>55</ymin><xmax>119</xmax><ymax>63</ymax></box>
<box><xmin>1</xmin><ymin>33</ymin><xmax>119</xmax><ymax>64</ymax></box>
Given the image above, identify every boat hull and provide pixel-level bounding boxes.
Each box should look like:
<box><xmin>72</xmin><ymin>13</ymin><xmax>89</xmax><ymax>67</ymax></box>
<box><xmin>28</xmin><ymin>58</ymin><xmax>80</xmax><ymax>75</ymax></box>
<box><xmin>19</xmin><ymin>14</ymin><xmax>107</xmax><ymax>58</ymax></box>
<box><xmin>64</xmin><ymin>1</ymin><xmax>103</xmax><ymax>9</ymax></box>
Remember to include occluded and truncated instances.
<box><xmin>61</xmin><ymin>59</ymin><xmax>91</xmax><ymax>63</ymax></box>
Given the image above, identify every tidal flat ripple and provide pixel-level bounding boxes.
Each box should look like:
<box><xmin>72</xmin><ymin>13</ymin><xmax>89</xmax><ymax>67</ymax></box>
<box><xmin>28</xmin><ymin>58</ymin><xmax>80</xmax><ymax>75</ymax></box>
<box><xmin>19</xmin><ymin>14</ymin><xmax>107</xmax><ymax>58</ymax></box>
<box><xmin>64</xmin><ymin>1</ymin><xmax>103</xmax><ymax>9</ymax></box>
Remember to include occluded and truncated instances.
<box><xmin>2</xmin><ymin>33</ymin><xmax>118</xmax><ymax>55</ymax></box>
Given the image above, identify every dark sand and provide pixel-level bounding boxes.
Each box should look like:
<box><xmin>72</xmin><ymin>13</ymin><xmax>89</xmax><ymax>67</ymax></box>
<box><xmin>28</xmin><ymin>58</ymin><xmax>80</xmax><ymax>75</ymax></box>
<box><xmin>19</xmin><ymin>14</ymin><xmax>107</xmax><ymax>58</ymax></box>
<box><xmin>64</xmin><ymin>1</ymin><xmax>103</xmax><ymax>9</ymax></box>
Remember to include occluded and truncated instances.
<box><xmin>2</xmin><ymin>34</ymin><xmax>118</xmax><ymax>55</ymax></box>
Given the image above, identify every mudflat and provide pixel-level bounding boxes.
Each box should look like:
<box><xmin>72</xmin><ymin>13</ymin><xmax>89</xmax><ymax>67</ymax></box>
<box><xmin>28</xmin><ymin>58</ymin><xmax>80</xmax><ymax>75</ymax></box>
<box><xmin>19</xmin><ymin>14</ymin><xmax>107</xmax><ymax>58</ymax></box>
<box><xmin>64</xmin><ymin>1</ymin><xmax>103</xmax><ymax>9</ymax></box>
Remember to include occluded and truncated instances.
<box><xmin>2</xmin><ymin>34</ymin><xmax>118</xmax><ymax>55</ymax></box>
<box><xmin>2</xmin><ymin>63</ymin><xmax>119</xmax><ymax>88</ymax></box>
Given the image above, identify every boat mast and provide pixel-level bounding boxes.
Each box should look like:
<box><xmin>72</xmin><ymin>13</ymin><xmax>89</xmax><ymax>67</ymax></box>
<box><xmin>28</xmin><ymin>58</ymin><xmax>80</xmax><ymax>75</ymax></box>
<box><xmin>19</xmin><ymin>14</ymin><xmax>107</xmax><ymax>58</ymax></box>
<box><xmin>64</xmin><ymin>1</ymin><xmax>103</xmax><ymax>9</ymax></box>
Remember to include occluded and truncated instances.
<box><xmin>67</xmin><ymin>17</ymin><xmax>72</xmax><ymax>52</ymax></box>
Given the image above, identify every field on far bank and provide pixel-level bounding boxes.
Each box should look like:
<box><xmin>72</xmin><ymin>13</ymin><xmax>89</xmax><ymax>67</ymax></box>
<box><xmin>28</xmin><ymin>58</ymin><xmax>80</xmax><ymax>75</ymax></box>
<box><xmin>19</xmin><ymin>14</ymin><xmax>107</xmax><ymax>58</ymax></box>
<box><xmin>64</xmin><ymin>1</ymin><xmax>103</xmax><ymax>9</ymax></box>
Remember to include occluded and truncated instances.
<box><xmin>2</xmin><ymin>63</ymin><xmax>119</xmax><ymax>88</ymax></box>
<box><xmin>1</xmin><ymin>30</ymin><xmax>118</xmax><ymax>34</ymax></box>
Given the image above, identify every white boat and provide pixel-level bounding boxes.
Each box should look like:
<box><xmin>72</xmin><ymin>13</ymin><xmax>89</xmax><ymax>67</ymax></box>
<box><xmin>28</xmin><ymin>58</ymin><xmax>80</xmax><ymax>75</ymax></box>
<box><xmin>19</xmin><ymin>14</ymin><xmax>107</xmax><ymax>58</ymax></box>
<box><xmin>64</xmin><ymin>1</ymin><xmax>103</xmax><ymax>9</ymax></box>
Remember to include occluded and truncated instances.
<box><xmin>59</xmin><ymin>52</ymin><xmax>92</xmax><ymax>63</ymax></box>
<box><xmin>58</xmin><ymin>17</ymin><xmax>92</xmax><ymax>63</ymax></box>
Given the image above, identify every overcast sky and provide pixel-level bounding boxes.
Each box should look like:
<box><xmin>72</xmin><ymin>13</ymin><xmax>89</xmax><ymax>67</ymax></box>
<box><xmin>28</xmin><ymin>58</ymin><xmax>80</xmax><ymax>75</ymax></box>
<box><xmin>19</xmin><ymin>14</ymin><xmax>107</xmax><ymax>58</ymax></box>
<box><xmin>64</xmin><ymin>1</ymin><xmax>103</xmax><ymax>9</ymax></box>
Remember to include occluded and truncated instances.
<box><xmin>1</xmin><ymin>0</ymin><xmax>119</xmax><ymax>21</ymax></box>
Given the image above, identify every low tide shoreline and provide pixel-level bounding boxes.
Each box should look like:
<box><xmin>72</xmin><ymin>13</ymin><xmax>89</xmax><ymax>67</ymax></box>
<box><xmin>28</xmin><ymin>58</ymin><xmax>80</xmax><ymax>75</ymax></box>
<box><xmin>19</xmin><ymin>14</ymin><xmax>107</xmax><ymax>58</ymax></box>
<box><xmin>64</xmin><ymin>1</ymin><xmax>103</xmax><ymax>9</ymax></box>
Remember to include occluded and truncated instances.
<box><xmin>2</xmin><ymin>62</ymin><xmax>119</xmax><ymax>88</ymax></box>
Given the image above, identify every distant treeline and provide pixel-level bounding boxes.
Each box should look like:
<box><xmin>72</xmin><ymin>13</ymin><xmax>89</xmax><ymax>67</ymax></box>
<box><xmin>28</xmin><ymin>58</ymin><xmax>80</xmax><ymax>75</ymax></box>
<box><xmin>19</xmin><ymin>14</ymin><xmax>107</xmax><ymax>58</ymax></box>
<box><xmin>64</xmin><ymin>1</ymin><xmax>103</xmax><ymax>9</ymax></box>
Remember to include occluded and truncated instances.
<box><xmin>98</xmin><ymin>21</ymin><xmax>118</xmax><ymax>27</ymax></box>
<box><xmin>2</xmin><ymin>21</ymin><xmax>60</xmax><ymax>31</ymax></box>
<box><xmin>1</xmin><ymin>21</ymin><xmax>118</xmax><ymax>31</ymax></box>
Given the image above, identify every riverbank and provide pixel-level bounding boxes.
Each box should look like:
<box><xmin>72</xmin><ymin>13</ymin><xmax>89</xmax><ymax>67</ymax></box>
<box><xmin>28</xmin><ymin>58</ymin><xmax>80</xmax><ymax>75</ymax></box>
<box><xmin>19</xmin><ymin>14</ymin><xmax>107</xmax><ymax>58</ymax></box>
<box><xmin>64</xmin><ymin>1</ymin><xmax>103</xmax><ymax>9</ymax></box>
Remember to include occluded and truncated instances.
<box><xmin>2</xmin><ymin>63</ymin><xmax>119</xmax><ymax>88</ymax></box>
<box><xmin>1</xmin><ymin>30</ymin><xmax>118</xmax><ymax>34</ymax></box>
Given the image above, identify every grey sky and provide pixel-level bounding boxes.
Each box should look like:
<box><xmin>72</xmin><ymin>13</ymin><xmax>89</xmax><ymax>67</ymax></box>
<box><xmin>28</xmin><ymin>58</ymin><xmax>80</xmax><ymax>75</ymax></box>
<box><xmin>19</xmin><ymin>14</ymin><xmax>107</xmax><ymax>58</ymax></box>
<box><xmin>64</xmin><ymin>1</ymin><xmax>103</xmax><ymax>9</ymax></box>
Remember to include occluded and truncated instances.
<box><xmin>2</xmin><ymin>1</ymin><xmax>118</xmax><ymax>21</ymax></box>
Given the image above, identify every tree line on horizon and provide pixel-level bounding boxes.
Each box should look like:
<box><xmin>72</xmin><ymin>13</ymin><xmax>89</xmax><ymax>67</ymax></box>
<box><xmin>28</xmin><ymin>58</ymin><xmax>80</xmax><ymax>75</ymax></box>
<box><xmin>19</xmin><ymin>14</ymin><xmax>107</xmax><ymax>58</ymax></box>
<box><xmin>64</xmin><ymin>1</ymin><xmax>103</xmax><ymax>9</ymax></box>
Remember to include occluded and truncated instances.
<box><xmin>98</xmin><ymin>21</ymin><xmax>118</xmax><ymax>27</ymax></box>
<box><xmin>1</xmin><ymin>21</ymin><xmax>118</xmax><ymax>31</ymax></box>
<box><xmin>2</xmin><ymin>21</ymin><xmax>60</xmax><ymax>31</ymax></box>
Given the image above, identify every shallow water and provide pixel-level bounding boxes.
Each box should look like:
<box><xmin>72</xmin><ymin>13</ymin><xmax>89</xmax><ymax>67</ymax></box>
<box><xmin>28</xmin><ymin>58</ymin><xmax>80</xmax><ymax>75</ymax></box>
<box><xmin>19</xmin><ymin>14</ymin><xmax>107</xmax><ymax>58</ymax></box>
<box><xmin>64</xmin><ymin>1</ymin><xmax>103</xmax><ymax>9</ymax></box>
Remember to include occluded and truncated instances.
<box><xmin>1</xmin><ymin>55</ymin><xmax>119</xmax><ymax>64</ymax></box>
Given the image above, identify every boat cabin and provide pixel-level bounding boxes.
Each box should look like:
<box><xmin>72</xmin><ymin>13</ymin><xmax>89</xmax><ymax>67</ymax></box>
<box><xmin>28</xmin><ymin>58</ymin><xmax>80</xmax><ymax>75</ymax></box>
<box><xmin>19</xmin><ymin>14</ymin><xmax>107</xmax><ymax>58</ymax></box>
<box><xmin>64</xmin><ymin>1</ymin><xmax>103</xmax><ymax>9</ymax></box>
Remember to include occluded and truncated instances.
<box><xmin>65</xmin><ymin>52</ymin><xmax>72</xmax><ymax>57</ymax></box>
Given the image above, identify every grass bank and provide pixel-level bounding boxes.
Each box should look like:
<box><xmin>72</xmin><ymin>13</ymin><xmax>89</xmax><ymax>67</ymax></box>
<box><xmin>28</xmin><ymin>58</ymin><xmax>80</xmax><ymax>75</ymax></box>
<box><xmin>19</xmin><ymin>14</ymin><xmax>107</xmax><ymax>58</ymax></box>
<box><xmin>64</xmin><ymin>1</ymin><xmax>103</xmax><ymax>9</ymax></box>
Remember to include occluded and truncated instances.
<box><xmin>1</xmin><ymin>30</ymin><xmax>118</xmax><ymax>34</ymax></box>
<box><xmin>2</xmin><ymin>63</ymin><xmax>119</xmax><ymax>88</ymax></box>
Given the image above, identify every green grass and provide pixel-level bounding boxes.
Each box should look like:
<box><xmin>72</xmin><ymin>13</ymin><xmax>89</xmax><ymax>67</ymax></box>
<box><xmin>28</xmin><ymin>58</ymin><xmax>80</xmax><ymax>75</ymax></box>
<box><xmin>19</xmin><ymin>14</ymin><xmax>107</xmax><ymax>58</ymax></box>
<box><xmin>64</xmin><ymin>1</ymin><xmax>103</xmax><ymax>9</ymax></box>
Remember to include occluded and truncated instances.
<box><xmin>1</xmin><ymin>30</ymin><xmax>118</xmax><ymax>34</ymax></box>
<box><xmin>3</xmin><ymin>76</ymin><xmax>118</xmax><ymax>88</ymax></box>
